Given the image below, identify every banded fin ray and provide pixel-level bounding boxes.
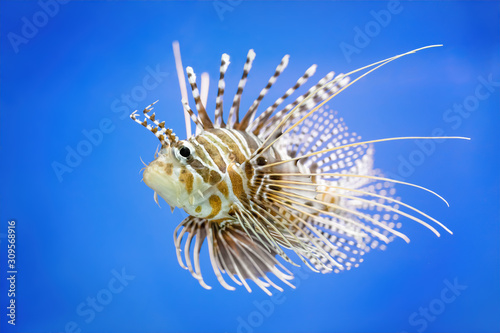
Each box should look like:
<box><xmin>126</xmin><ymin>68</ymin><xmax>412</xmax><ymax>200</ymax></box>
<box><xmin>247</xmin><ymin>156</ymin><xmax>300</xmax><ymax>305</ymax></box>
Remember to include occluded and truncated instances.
<box><xmin>214</xmin><ymin>53</ymin><xmax>230</xmax><ymax>128</ymax></box>
<box><xmin>227</xmin><ymin>49</ymin><xmax>256</xmax><ymax>128</ymax></box>
<box><xmin>174</xmin><ymin>216</ymin><xmax>294</xmax><ymax>295</ymax></box>
<box><xmin>238</xmin><ymin>54</ymin><xmax>291</xmax><ymax>131</ymax></box>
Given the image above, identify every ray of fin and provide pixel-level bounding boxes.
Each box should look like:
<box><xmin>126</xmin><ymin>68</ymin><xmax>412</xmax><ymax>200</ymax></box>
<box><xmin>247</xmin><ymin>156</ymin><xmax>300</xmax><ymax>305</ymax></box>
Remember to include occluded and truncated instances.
<box><xmin>249</xmin><ymin>61</ymin><xmax>316</xmax><ymax>134</ymax></box>
<box><xmin>181</xmin><ymin>99</ymin><xmax>204</xmax><ymax>131</ymax></box>
<box><xmin>264</xmin><ymin>179</ymin><xmax>445</xmax><ymax>237</ymax></box>
<box><xmin>227</xmin><ymin>49</ymin><xmax>256</xmax><ymax>128</ymax></box>
<box><xmin>253</xmin><ymin>45</ymin><xmax>444</xmax><ymax>159</ymax></box>
<box><xmin>238</xmin><ymin>54</ymin><xmax>292</xmax><ymax>130</ymax></box>
<box><xmin>258</xmin><ymin>71</ymin><xmax>335</xmax><ymax>137</ymax></box>
<box><xmin>261</xmin><ymin>136</ymin><xmax>471</xmax><ymax>169</ymax></box>
<box><xmin>215</xmin><ymin>53</ymin><xmax>230</xmax><ymax>128</ymax></box>
<box><xmin>200</xmin><ymin>72</ymin><xmax>210</xmax><ymax>109</ymax></box>
<box><xmin>265</xmin><ymin>189</ymin><xmax>405</xmax><ymax>243</ymax></box>
<box><xmin>186</xmin><ymin>66</ymin><xmax>214</xmax><ymax>130</ymax></box>
<box><xmin>199</xmin><ymin>72</ymin><xmax>210</xmax><ymax>135</ymax></box>
<box><xmin>266</xmin><ymin>177</ymin><xmax>451</xmax><ymax>234</ymax></box>
<box><xmin>172</xmin><ymin>41</ymin><xmax>192</xmax><ymax>138</ymax></box>
<box><xmin>267</xmin><ymin>172</ymin><xmax>451</xmax><ymax>207</ymax></box>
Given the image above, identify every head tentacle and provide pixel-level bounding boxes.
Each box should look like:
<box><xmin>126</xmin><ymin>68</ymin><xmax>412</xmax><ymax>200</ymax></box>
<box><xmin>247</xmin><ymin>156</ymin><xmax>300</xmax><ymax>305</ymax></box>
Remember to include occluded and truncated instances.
<box><xmin>130</xmin><ymin>101</ymin><xmax>178</xmax><ymax>147</ymax></box>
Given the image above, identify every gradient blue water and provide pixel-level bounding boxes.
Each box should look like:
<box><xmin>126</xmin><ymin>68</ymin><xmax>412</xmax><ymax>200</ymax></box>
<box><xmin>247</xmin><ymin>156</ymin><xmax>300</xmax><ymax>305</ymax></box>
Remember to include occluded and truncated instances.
<box><xmin>1</xmin><ymin>1</ymin><xmax>499</xmax><ymax>332</ymax></box>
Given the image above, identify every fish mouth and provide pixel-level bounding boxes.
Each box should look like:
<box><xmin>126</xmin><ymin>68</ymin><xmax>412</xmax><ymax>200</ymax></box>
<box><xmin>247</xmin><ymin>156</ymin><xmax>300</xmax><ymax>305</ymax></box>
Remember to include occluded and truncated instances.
<box><xmin>142</xmin><ymin>160</ymin><xmax>182</xmax><ymax>208</ymax></box>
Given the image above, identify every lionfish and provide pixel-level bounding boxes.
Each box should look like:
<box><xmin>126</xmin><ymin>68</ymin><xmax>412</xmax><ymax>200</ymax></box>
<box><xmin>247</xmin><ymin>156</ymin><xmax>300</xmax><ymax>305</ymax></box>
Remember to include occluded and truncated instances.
<box><xmin>130</xmin><ymin>43</ymin><xmax>468</xmax><ymax>295</ymax></box>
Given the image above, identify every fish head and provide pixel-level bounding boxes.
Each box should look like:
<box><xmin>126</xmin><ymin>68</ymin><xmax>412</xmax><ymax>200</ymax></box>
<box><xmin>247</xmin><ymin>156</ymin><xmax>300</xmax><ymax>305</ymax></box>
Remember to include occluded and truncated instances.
<box><xmin>142</xmin><ymin>138</ymin><xmax>218</xmax><ymax>211</ymax></box>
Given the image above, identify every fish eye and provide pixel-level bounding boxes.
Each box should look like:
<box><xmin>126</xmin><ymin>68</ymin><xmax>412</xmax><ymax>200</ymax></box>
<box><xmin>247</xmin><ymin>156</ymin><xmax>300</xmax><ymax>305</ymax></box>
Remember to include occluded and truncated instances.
<box><xmin>179</xmin><ymin>146</ymin><xmax>191</xmax><ymax>158</ymax></box>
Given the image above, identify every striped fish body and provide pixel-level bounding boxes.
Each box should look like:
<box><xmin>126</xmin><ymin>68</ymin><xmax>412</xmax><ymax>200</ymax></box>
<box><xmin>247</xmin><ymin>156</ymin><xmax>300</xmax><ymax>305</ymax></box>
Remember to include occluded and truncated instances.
<box><xmin>143</xmin><ymin>128</ymin><xmax>320</xmax><ymax>224</ymax></box>
<box><xmin>132</xmin><ymin>44</ymin><xmax>464</xmax><ymax>295</ymax></box>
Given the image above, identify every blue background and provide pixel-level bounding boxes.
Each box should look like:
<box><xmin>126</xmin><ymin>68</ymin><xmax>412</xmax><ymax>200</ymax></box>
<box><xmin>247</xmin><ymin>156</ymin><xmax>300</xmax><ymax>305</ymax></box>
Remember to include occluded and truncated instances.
<box><xmin>1</xmin><ymin>1</ymin><xmax>499</xmax><ymax>332</ymax></box>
